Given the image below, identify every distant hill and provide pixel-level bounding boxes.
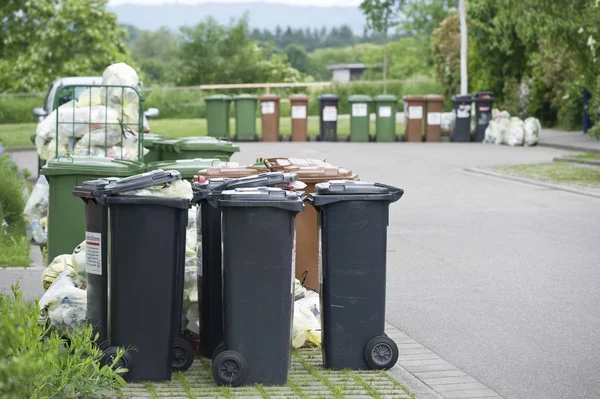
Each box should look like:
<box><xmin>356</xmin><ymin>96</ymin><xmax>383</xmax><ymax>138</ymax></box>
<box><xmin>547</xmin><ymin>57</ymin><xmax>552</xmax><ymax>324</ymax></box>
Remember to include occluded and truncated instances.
<box><xmin>108</xmin><ymin>2</ymin><xmax>366</xmax><ymax>33</ymax></box>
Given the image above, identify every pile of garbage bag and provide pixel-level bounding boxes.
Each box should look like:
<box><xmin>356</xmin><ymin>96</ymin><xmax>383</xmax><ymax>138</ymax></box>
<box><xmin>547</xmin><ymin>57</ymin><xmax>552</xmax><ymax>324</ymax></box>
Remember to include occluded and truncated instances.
<box><xmin>292</xmin><ymin>279</ymin><xmax>321</xmax><ymax>348</ymax></box>
<box><xmin>35</xmin><ymin>62</ymin><xmax>145</xmax><ymax>162</ymax></box>
<box><xmin>38</xmin><ymin>265</ymin><xmax>87</xmax><ymax>333</ymax></box>
<box><xmin>484</xmin><ymin>108</ymin><xmax>541</xmax><ymax>146</ymax></box>
<box><xmin>23</xmin><ymin>176</ymin><xmax>49</xmax><ymax>245</ymax></box>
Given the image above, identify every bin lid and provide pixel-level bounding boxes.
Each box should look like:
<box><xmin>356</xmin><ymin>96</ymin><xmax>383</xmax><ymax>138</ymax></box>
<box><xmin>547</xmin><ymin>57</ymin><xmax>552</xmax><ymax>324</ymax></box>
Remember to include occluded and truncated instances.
<box><xmin>177</xmin><ymin>137</ymin><xmax>240</xmax><ymax>153</ymax></box>
<box><xmin>348</xmin><ymin>95</ymin><xmax>373</xmax><ymax>103</ymax></box>
<box><xmin>374</xmin><ymin>94</ymin><xmax>398</xmax><ymax>102</ymax></box>
<box><xmin>403</xmin><ymin>95</ymin><xmax>426</xmax><ymax>101</ymax></box>
<box><xmin>451</xmin><ymin>94</ymin><xmax>473</xmax><ymax>102</ymax></box>
<box><xmin>205</xmin><ymin>94</ymin><xmax>231</xmax><ymax>102</ymax></box>
<box><xmin>191</xmin><ymin>172</ymin><xmax>298</xmax><ymax>203</ymax></box>
<box><xmin>218</xmin><ymin>187</ymin><xmax>305</xmax><ymax>212</ymax></box>
<box><xmin>146</xmin><ymin>158</ymin><xmax>224</xmax><ymax>178</ymax></box>
<box><xmin>310</xmin><ymin>180</ymin><xmax>404</xmax><ymax>206</ymax></box>
<box><xmin>263</xmin><ymin>158</ymin><xmax>355</xmax><ymax>183</ymax></box>
<box><xmin>73</xmin><ymin>177</ymin><xmax>121</xmax><ymax>199</ymax></box>
<box><xmin>259</xmin><ymin>94</ymin><xmax>280</xmax><ymax>101</ymax></box>
<box><xmin>41</xmin><ymin>156</ymin><xmax>145</xmax><ymax>177</ymax></box>
<box><xmin>289</xmin><ymin>94</ymin><xmax>309</xmax><ymax>102</ymax></box>
<box><xmin>318</xmin><ymin>94</ymin><xmax>339</xmax><ymax>101</ymax></box>
<box><xmin>424</xmin><ymin>94</ymin><xmax>445</xmax><ymax>101</ymax></box>
<box><xmin>142</xmin><ymin>133</ymin><xmax>165</xmax><ymax>148</ymax></box>
<box><xmin>198</xmin><ymin>164</ymin><xmax>266</xmax><ymax>179</ymax></box>
<box><xmin>475</xmin><ymin>91</ymin><xmax>494</xmax><ymax>98</ymax></box>
<box><xmin>234</xmin><ymin>94</ymin><xmax>257</xmax><ymax>100</ymax></box>
<box><xmin>100</xmin><ymin>169</ymin><xmax>181</xmax><ymax>196</ymax></box>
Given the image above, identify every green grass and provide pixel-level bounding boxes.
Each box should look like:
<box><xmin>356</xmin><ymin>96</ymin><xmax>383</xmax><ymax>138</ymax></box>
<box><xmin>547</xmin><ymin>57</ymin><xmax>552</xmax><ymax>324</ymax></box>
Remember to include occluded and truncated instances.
<box><xmin>0</xmin><ymin>117</ymin><xmax>406</xmax><ymax>149</ymax></box>
<box><xmin>0</xmin><ymin>234</ymin><xmax>30</xmax><ymax>267</ymax></box>
<box><xmin>566</xmin><ymin>152</ymin><xmax>600</xmax><ymax>161</ymax></box>
<box><xmin>0</xmin><ymin>122</ymin><xmax>36</xmax><ymax>149</ymax></box>
<box><xmin>493</xmin><ymin>163</ymin><xmax>600</xmax><ymax>188</ymax></box>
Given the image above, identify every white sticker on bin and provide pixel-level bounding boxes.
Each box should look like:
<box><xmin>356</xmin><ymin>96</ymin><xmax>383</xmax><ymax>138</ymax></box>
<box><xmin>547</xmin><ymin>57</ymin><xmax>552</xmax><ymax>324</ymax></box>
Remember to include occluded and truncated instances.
<box><xmin>85</xmin><ymin>231</ymin><xmax>102</xmax><ymax>276</ymax></box>
<box><xmin>427</xmin><ymin>112</ymin><xmax>442</xmax><ymax>125</ymax></box>
<box><xmin>352</xmin><ymin>103</ymin><xmax>368</xmax><ymax>117</ymax></box>
<box><xmin>323</xmin><ymin>106</ymin><xmax>337</xmax><ymax>122</ymax></box>
<box><xmin>379</xmin><ymin>106</ymin><xmax>392</xmax><ymax>118</ymax></box>
<box><xmin>408</xmin><ymin>105</ymin><xmax>423</xmax><ymax>119</ymax></box>
<box><xmin>292</xmin><ymin>105</ymin><xmax>307</xmax><ymax>119</ymax></box>
<box><xmin>261</xmin><ymin>101</ymin><xmax>275</xmax><ymax>115</ymax></box>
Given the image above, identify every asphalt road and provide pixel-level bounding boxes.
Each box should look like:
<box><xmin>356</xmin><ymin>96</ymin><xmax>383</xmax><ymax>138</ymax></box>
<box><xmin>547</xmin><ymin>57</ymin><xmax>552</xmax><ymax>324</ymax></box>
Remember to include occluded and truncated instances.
<box><xmin>6</xmin><ymin>142</ymin><xmax>600</xmax><ymax>399</ymax></box>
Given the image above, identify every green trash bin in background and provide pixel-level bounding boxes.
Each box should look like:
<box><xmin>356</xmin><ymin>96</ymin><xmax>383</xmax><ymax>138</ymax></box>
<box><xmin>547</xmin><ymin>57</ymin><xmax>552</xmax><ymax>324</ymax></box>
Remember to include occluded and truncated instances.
<box><xmin>348</xmin><ymin>95</ymin><xmax>373</xmax><ymax>142</ymax></box>
<box><xmin>205</xmin><ymin>94</ymin><xmax>232</xmax><ymax>139</ymax></box>
<box><xmin>155</xmin><ymin>137</ymin><xmax>240</xmax><ymax>162</ymax></box>
<box><xmin>374</xmin><ymin>95</ymin><xmax>398</xmax><ymax>142</ymax></box>
<box><xmin>145</xmin><ymin>158</ymin><xmax>224</xmax><ymax>182</ymax></box>
<box><xmin>142</xmin><ymin>133</ymin><xmax>166</xmax><ymax>163</ymax></box>
<box><xmin>41</xmin><ymin>156</ymin><xmax>145</xmax><ymax>264</ymax></box>
<box><xmin>233</xmin><ymin>94</ymin><xmax>258</xmax><ymax>142</ymax></box>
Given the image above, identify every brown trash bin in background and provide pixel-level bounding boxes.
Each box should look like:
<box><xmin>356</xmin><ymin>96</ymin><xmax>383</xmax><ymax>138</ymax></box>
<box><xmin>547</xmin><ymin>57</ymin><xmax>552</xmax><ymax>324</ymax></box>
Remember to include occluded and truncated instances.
<box><xmin>259</xmin><ymin>94</ymin><xmax>280</xmax><ymax>142</ymax></box>
<box><xmin>289</xmin><ymin>94</ymin><xmax>309</xmax><ymax>142</ymax></box>
<box><xmin>264</xmin><ymin>157</ymin><xmax>358</xmax><ymax>292</ymax></box>
<box><xmin>403</xmin><ymin>95</ymin><xmax>426</xmax><ymax>142</ymax></box>
<box><xmin>424</xmin><ymin>95</ymin><xmax>444</xmax><ymax>142</ymax></box>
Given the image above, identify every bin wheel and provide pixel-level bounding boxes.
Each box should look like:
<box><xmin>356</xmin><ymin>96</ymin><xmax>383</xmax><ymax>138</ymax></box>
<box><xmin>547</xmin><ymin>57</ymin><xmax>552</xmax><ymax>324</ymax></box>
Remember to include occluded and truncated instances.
<box><xmin>254</xmin><ymin>134</ymin><xmax>260</xmax><ymax>142</ymax></box>
<box><xmin>172</xmin><ymin>337</ymin><xmax>195</xmax><ymax>371</ymax></box>
<box><xmin>98</xmin><ymin>340</ymin><xmax>110</xmax><ymax>351</ymax></box>
<box><xmin>211</xmin><ymin>342</ymin><xmax>226</xmax><ymax>360</ymax></box>
<box><xmin>364</xmin><ymin>336</ymin><xmax>398</xmax><ymax>370</ymax></box>
<box><xmin>316</xmin><ymin>136</ymin><xmax>321</xmax><ymax>142</ymax></box>
<box><xmin>212</xmin><ymin>350</ymin><xmax>248</xmax><ymax>386</ymax></box>
<box><xmin>101</xmin><ymin>346</ymin><xmax>133</xmax><ymax>378</ymax></box>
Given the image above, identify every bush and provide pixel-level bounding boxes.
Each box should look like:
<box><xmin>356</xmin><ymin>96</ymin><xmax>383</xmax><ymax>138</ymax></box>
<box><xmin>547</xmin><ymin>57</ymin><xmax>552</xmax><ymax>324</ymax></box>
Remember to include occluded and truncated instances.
<box><xmin>0</xmin><ymin>154</ymin><xmax>26</xmax><ymax>228</ymax></box>
<box><xmin>0</xmin><ymin>285</ymin><xmax>127</xmax><ymax>399</ymax></box>
<box><xmin>0</xmin><ymin>95</ymin><xmax>44</xmax><ymax>124</ymax></box>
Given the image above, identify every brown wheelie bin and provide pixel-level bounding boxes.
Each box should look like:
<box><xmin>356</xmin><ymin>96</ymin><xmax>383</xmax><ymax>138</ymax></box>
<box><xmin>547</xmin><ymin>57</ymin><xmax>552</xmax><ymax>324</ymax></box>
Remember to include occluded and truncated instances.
<box><xmin>259</xmin><ymin>94</ymin><xmax>281</xmax><ymax>142</ymax></box>
<box><xmin>403</xmin><ymin>95</ymin><xmax>426</xmax><ymax>142</ymax></box>
<box><xmin>289</xmin><ymin>94</ymin><xmax>309</xmax><ymax>142</ymax></box>
<box><xmin>263</xmin><ymin>158</ymin><xmax>358</xmax><ymax>292</ymax></box>
<box><xmin>424</xmin><ymin>95</ymin><xmax>444</xmax><ymax>142</ymax></box>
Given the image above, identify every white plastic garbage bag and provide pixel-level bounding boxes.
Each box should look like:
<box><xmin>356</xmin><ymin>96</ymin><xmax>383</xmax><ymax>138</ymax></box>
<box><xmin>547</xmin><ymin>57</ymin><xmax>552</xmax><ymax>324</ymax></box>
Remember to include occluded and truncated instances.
<box><xmin>506</xmin><ymin>117</ymin><xmax>525</xmax><ymax>146</ymax></box>
<box><xmin>292</xmin><ymin>301</ymin><xmax>321</xmax><ymax>348</ymax></box>
<box><xmin>101</xmin><ymin>63</ymin><xmax>141</xmax><ymax>126</ymax></box>
<box><xmin>71</xmin><ymin>241</ymin><xmax>87</xmax><ymax>289</ymax></box>
<box><xmin>23</xmin><ymin>176</ymin><xmax>49</xmax><ymax>245</ymax></box>
<box><xmin>120</xmin><ymin>179</ymin><xmax>193</xmax><ymax>200</ymax></box>
<box><xmin>441</xmin><ymin>112</ymin><xmax>454</xmax><ymax>132</ymax></box>
<box><xmin>36</xmin><ymin>100</ymin><xmax>77</xmax><ymax>142</ymax></box>
<box><xmin>77</xmin><ymin>87</ymin><xmax>104</xmax><ymax>108</ymax></box>
<box><xmin>294</xmin><ymin>279</ymin><xmax>307</xmax><ymax>300</ymax></box>
<box><xmin>296</xmin><ymin>292</ymin><xmax>320</xmax><ymax>319</ymax></box>
<box><xmin>523</xmin><ymin>117</ymin><xmax>541</xmax><ymax>146</ymax></box>
<box><xmin>41</xmin><ymin>254</ymin><xmax>79</xmax><ymax>291</ymax></box>
<box><xmin>38</xmin><ymin>265</ymin><xmax>87</xmax><ymax>332</ymax></box>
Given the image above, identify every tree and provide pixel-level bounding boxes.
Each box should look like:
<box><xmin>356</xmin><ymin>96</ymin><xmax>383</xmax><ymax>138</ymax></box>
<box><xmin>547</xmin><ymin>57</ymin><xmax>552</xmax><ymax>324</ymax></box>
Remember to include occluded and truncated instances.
<box><xmin>128</xmin><ymin>27</ymin><xmax>182</xmax><ymax>85</ymax></box>
<box><xmin>0</xmin><ymin>0</ymin><xmax>131</xmax><ymax>93</ymax></box>
<box><xmin>401</xmin><ymin>0</ymin><xmax>458</xmax><ymax>40</ymax></box>
<box><xmin>284</xmin><ymin>44</ymin><xmax>309</xmax><ymax>73</ymax></box>
<box><xmin>360</xmin><ymin>0</ymin><xmax>405</xmax><ymax>93</ymax></box>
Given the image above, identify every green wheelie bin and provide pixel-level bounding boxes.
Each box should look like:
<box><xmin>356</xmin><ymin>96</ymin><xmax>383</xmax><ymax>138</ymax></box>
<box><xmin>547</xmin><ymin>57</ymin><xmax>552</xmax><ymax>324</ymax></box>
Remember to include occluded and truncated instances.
<box><xmin>348</xmin><ymin>95</ymin><xmax>372</xmax><ymax>142</ymax></box>
<box><xmin>154</xmin><ymin>137</ymin><xmax>240</xmax><ymax>162</ymax></box>
<box><xmin>142</xmin><ymin>133</ymin><xmax>166</xmax><ymax>163</ymax></box>
<box><xmin>233</xmin><ymin>94</ymin><xmax>258</xmax><ymax>142</ymax></box>
<box><xmin>205</xmin><ymin>95</ymin><xmax>232</xmax><ymax>139</ymax></box>
<box><xmin>41</xmin><ymin>156</ymin><xmax>144</xmax><ymax>264</ymax></box>
<box><xmin>146</xmin><ymin>158</ymin><xmax>224</xmax><ymax>182</ymax></box>
<box><xmin>374</xmin><ymin>95</ymin><xmax>398</xmax><ymax>142</ymax></box>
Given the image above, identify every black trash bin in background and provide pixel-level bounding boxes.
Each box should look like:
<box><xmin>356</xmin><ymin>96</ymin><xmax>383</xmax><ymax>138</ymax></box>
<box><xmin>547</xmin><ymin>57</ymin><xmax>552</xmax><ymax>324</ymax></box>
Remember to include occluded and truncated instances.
<box><xmin>310</xmin><ymin>180</ymin><xmax>403</xmax><ymax>371</ymax></box>
<box><xmin>451</xmin><ymin>94</ymin><xmax>473</xmax><ymax>142</ymax></box>
<box><xmin>210</xmin><ymin>187</ymin><xmax>304</xmax><ymax>386</ymax></box>
<box><xmin>91</xmin><ymin>170</ymin><xmax>195</xmax><ymax>382</ymax></box>
<box><xmin>73</xmin><ymin>178</ymin><xmax>120</xmax><ymax>351</ymax></box>
<box><xmin>473</xmin><ymin>91</ymin><xmax>494</xmax><ymax>142</ymax></box>
<box><xmin>318</xmin><ymin>94</ymin><xmax>339</xmax><ymax>142</ymax></box>
<box><xmin>191</xmin><ymin>172</ymin><xmax>299</xmax><ymax>360</ymax></box>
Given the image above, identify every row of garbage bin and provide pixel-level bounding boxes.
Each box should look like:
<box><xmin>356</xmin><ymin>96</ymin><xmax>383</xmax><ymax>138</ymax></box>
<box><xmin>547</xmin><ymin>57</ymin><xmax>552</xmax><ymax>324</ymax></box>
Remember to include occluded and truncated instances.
<box><xmin>204</xmin><ymin>93</ymin><xmax>450</xmax><ymax>143</ymax></box>
<box><xmin>71</xmin><ymin>159</ymin><xmax>403</xmax><ymax>386</ymax></box>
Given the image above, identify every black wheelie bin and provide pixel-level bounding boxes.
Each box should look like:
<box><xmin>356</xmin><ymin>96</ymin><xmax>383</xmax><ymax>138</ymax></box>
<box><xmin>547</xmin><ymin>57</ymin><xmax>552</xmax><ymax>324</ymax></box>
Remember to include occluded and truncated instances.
<box><xmin>85</xmin><ymin>170</ymin><xmax>196</xmax><ymax>382</ymax></box>
<box><xmin>210</xmin><ymin>187</ymin><xmax>304</xmax><ymax>386</ymax></box>
<box><xmin>191</xmin><ymin>172</ymin><xmax>299</xmax><ymax>361</ymax></box>
<box><xmin>310</xmin><ymin>180</ymin><xmax>403</xmax><ymax>371</ymax></box>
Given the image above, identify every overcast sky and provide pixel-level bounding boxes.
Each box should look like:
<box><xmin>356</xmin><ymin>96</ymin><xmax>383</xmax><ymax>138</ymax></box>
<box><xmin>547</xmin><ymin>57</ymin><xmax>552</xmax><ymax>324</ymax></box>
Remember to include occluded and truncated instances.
<box><xmin>109</xmin><ymin>0</ymin><xmax>362</xmax><ymax>6</ymax></box>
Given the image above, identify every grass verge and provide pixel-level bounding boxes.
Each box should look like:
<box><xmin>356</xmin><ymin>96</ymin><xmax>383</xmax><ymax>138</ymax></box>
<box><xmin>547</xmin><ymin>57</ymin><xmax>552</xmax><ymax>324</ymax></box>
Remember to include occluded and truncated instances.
<box><xmin>565</xmin><ymin>152</ymin><xmax>600</xmax><ymax>161</ymax></box>
<box><xmin>0</xmin><ymin>154</ymin><xmax>30</xmax><ymax>266</ymax></box>
<box><xmin>0</xmin><ymin>117</ymin><xmax>406</xmax><ymax>149</ymax></box>
<box><xmin>492</xmin><ymin>162</ymin><xmax>600</xmax><ymax>188</ymax></box>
